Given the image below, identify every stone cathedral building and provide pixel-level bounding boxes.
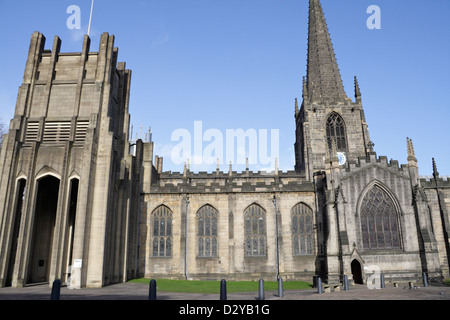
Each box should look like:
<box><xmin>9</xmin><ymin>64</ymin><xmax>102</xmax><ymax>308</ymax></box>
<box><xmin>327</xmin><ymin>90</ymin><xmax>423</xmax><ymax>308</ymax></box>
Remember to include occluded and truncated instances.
<box><xmin>0</xmin><ymin>0</ymin><xmax>449</xmax><ymax>289</ymax></box>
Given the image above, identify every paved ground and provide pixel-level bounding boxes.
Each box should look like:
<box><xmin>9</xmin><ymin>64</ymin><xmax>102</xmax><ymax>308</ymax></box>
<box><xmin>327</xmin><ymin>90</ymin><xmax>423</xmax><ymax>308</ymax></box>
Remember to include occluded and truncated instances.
<box><xmin>0</xmin><ymin>281</ymin><xmax>449</xmax><ymax>300</ymax></box>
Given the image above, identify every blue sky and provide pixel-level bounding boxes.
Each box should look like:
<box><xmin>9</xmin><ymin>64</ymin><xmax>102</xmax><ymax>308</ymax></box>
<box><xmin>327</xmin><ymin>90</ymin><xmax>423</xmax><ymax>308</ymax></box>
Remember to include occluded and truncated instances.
<box><xmin>0</xmin><ymin>0</ymin><xmax>449</xmax><ymax>176</ymax></box>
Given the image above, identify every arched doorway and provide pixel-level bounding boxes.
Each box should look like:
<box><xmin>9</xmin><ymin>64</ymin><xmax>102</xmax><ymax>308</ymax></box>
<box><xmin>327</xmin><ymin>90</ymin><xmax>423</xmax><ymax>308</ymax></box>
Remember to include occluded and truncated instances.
<box><xmin>64</xmin><ymin>178</ymin><xmax>79</xmax><ymax>284</ymax></box>
<box><xmin>5</xmin><ymin>179</ymin><xmax>27</xmax><ymax>287</ymax></box>
<box><xmin>351</xmin><ymin>259</ymin><xmax>363</xmax><ymax>285</ymax></box>
<box><xmin>27</xmin><ymin>175</ymin><xmax>60</xmax><ymax>284</ymax></box>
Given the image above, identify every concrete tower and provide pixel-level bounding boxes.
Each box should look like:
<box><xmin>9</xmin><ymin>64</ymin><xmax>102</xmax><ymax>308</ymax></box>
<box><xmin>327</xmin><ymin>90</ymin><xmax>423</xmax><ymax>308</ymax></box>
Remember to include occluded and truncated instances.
<box><xmin>0</xmin><ymin>32</ymin><xmax>143</xmax><ymax>288</ymax></box>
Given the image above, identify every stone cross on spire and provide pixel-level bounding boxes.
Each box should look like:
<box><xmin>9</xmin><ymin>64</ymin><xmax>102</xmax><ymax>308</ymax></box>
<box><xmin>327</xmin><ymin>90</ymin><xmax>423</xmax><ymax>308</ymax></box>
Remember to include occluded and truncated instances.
<box><xmin>306</xmin><ymin>0</ymin><xmax>347</xmax><ymax>103</ymax></box>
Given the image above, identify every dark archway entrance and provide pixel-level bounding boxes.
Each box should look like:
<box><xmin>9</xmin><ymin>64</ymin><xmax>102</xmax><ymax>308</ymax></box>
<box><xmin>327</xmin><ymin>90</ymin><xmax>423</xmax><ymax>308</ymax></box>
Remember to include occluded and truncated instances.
<box><xmin>64</xmin><ymin>178</ymin><xmax>79</xmax><ymax>284</ymax></box>
<box><xmin>351</xmin><ymin>259</ymin><xmax>363</xmax><ymax>285</ymax></box>
<box><xmin>27</xmin><ymin>176</ymin><xmax>60</xmax><ymax>284</ymax></box>
<box><xmin>5</xmin><ymin>179</ymin><xmax>27</xmax><ymax>287</ymax></box>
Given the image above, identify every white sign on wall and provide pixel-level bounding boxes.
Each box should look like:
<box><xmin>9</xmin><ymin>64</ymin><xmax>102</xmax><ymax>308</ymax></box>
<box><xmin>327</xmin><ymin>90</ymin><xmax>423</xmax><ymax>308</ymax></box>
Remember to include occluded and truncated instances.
<box><xmin>73</xmin><ymin>259</ymin><xmax>82</xmax><ymax>268</ymax></box>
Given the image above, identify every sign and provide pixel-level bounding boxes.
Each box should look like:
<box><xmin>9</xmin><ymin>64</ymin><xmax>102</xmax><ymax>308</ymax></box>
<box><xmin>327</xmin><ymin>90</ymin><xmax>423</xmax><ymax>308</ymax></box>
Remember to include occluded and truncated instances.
<box><xmin>73</xmin><ymin>259</ymin><xmax>82</xmax><ymax>268</ymax></box>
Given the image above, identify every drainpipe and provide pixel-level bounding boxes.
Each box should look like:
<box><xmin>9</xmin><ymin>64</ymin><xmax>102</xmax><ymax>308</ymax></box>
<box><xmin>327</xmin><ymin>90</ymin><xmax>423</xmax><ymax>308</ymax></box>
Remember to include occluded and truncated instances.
<box><xmin>184</xmin><ymin>194</ymin><xmax>190</xmax><ymax>280</ymax></box>
<box><xmin>273</xmin><ymin>195</ymin><xmax>280</xmax><ymax>281</ymax></box>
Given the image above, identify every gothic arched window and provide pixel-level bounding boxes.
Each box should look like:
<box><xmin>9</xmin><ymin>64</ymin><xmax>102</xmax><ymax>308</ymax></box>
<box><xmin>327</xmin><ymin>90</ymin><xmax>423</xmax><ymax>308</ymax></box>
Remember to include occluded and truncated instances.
<box><xmin>360</xmin><ymin>185</ymin><xmax>401</xmax><ymax>250</ymax></box>
<box><xmin>292</xmin><ymin>203</ymin><xmax>314</xmax><ymax>255</ymax></box>
<box><xmin>152</xmin><ymin>206</ymin><xmax>173</xmax><ymax>257</ymax></box>
<box><xmin>197</xmin><ymin>205</ymin><xmax>218</xmax><ymax>257</ymax></box>
<box><xmin>326</xmin><ymin>112</ymin><xmax>347</xmax><ymax>152</ymax></box>
<box><xmin>244</xmin><ymin>204</ymin><xmax>267</xmax><ymax>257</ymax></box>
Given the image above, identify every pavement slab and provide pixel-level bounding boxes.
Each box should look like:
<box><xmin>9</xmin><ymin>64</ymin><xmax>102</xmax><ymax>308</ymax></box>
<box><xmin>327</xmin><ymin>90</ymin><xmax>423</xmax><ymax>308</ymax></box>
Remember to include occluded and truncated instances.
<box><xmin>0</xmin><ymin>282</ymin><xmax>449</xmax><ymax>301</ymax></box>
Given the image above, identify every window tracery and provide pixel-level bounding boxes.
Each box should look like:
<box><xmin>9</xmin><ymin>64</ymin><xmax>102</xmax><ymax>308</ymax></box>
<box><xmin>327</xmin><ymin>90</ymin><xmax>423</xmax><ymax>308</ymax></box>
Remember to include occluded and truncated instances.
<box><xmin>360</xmin><ymin>185</ymin><xmax>401</xmax><ymax>250</ymax></box>
<box><xmin>244</xmin><ymin>204</ymin><xmax>267</xmax><ymax>257</ymax></box>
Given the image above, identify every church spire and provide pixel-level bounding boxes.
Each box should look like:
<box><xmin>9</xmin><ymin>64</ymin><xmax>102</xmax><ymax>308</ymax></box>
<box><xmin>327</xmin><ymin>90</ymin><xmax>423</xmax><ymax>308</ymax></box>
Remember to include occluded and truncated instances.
<box><xmin>306</xmin><ymin>0</ymin><xmax>347</xmax><ymax>103</ymax></box>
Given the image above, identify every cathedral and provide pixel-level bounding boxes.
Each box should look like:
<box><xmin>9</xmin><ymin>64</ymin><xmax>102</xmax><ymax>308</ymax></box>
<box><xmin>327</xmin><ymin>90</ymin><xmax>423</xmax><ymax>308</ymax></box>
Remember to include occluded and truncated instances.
<box><xmin>0</xmin><ymin>0</ymin><xmax>449</xmax><ymax>289</ymax></box>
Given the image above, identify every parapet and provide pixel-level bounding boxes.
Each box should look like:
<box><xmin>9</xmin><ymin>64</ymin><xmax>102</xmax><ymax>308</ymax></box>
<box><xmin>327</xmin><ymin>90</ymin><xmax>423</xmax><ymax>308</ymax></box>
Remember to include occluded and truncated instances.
<box><xmin>149</xmin><ymin>169</ymin><xmax>314</xmax><ymax>194</ymax></box>
<box><xmin>342</xmin><ymin>152</ymin><xmax>409</xmax><ymax>177</ymax></box>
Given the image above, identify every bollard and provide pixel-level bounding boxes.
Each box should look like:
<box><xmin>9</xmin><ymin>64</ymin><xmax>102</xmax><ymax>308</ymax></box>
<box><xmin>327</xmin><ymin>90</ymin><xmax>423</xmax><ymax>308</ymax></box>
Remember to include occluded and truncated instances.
<box><xmin>258</xmin><ymin>278</ymin><xmax>265</xmax><ymax>300</ymax></box>
<box><xmin>149</xmin><ymin>279</ymin><xmax>157</xmax><ymax>300</ymax></box>
<box><xmin>313</xmin><ymin>275</ymin><xmax>319</xmax><ymax>288</ymax></box>
<box><xmin>422</xmin><ymin>272</ymin><xmax>428</xmax><ymax>287</ymax></box>
<box><xmin>317</xmin><ymin>277</ymin><xmax>323</xmax><ymax>294</ymax></box>
<box><xmin>278</xmin><ymin>277</ymin><xmax>284</xmax><ymax>298</ymax></box>
<box><xmin>220</xmin><ymin>279</ymin><xmax>227</xmax><ymax>300</ymax></box>
<box><xmin>50</xmin><ymin>279</ymin><xmax>61</xmax><ymax>300</ymax></box>
<box><xmin>343</xmin><ymin>275</ymin><xmax>349</xmax><ymax>291</ymax></box>
<box><xmin>380</xmin><ymin>273</ymin><xmax>385</xmax><ymax>288</ymax></box>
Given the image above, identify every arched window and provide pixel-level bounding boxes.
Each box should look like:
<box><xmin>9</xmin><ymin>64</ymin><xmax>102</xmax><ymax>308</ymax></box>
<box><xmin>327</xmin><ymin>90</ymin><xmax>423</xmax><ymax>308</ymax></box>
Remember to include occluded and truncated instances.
<box><xmin>292</xmin><ymin>203</ymin><xmax>314</xmax><ymax>255</ymax></box>
<box><xmin>244</xmin><ymin>204</ymin><xmax>266</xmax><ymax>257</ymax></box>
<box><xmin>360</xmin><ymin>185</ymin><xmax>401</xmax><ymax>250</ymax></box>
<box><xmin>151</xmin><ymin>206</ymin><xmax>173</xmax><ymax>257</ymax></box>
<box><xmin>197</xmin><ymin>205</ymin><xmax>218</xmax><ymax>257</ymax></box>
<box><xmin>326</xmin><ymin>112</ymin><xmax>347</xmax><ymax>152</ymax></box>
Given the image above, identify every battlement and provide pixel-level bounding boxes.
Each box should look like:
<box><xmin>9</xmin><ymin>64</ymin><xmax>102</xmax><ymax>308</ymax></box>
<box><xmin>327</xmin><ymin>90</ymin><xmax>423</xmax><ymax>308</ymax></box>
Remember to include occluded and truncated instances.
<box><xmin>343</xmin><ymin>152</ymin><xmax>408</xmax><ymax>175</ymax></box>
<box><xmin>419</xmin><ymin>176</ymin><xmax>450</xmax><ymax>188</ymax></box>
<box><xmin>16</xmin><ymin>31</ymin><xmax>130</xmax><ymax>121</ymax></box>
<box><xmin>149</xmin><ymin>169</ymin><xmax>313</xmax><ymax>194</ymax></box>
<box><xmin>12</xmin><ymin>32</ymin><xmax>132</xmax><ymax>148</ymax></box>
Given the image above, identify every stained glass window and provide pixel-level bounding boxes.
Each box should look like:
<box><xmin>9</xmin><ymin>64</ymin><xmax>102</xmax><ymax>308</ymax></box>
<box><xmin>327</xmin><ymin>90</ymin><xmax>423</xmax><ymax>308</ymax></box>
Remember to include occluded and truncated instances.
<box><xmin>244</xmin><ymin>204</ymin><xmax>267</xmax><ymax>256</ymax></box>
<box><xmin>151</xmin><ymin>206</ymin><xmax>173</xmax><ymax>257</ymax></box>
<box><xmin>292</xmin><ymin>203</ymin><xmax>314</xmax><ymax>255</ymax></box>
<box><xmin>197</xmin><ymin>205</ymin><xmax>218</xmax><ymax>257</ymax></box>
<box><xmin>326</xmin><ymin>112</ymin><xmax>347</xmax><ymax>152</ymax></box>
<box><xmin>360</xmin><ymin>185</ymin><xmax>401</xmax><ymax>250</ymax></box>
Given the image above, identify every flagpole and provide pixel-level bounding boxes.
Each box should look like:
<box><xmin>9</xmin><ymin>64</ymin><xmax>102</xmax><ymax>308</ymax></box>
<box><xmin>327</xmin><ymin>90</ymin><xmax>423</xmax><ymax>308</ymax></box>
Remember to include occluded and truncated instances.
<box><xmin>87</xmin><ymin>0</ymin><xmax>94</xmax><ymax>36</ymax></box>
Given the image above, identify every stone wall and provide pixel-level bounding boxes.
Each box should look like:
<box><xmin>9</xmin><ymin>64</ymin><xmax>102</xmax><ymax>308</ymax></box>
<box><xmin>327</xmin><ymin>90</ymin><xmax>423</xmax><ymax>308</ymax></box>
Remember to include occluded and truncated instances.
<box><xmin>140</xmin><ymin>170</ymin><xmax>319</xmax><ymax>281</ymax></box>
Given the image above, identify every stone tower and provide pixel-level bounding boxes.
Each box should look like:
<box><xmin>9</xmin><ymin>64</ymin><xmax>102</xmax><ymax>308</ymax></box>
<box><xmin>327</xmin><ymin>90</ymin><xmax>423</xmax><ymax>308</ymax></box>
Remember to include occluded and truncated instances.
<box><xmin>295</xmin><ymin>0</ymin><xmax>371</xmax><ymax>179</ymax></box>
<box><xmin>0</xmin><ymin>32</ymin><xmax>143</xmax><ymax>288</ymax></box>
<box><xmin>294</xmin><ymin>0</ymin><xmax>445</xmax><ymax>285</ymax></box>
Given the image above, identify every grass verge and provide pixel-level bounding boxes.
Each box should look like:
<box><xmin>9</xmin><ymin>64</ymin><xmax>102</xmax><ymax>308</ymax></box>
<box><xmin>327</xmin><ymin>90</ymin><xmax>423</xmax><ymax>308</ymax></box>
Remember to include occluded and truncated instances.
<box><xmin>129</xmin><ymin>278</ymin><xmax>312</xmax><ymax>294</ymax></box>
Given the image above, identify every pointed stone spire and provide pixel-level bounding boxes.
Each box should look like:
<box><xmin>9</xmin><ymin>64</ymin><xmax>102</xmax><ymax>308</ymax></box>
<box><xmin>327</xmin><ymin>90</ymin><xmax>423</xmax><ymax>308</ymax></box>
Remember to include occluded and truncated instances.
<box><xmin>354</xmin><ymin>76</ymin><xmax>361</xmax><ymax>101</ymax></box>
<box><xmin>331</xmin><ymin>139</ymin><xmax>337</xmax><ymax>154</ymax></box>
<box><xmin>295</xmin><ymin>98</ymin><xmax>299</xmax><ymax>117</ymax></box>
<box><xmin>432</xmin><ymin>158</ymin><xmax>439</xmax><ymax>180</ymax></box>
<box><xmin>307</xmin><ymin>0</ymin><xmax>347</xmax><ymax>103</ymax></box>
<box><xmin>331</xmin><ymin>139</ymin><xmax>338</xmax><ymax>162</ymax></box>
<box><xmin>407</xmin><ymin>137</ymin><xmax>417</xmax><ymax>163</ymax></box>
<box><xmin>326</xmin><ymin>138</ymin><xmax>339</xmax><ymax>163</ymax></box>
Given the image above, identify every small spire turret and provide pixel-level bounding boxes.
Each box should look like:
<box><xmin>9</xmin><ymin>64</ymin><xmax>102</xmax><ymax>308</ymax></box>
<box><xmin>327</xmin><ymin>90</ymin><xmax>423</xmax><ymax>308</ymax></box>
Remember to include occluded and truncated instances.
<box><xmin>302</xmin><ymin>76</ymin><xmax>308</xmax><ymax>100</ymax></box>
<box><xmin>354</xmin><ymin>76</ymin><xmax>361</xmax><ymax>102</ymax></box>
<box><xmin>432</xmin><ymin>158</ymin><xmax>439</xmax><ymax>180</ymax></box>
<box><xmin>407</xmin><ymin>137</ymin><xmax>417</xmax><ymax>164</ymax></box>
